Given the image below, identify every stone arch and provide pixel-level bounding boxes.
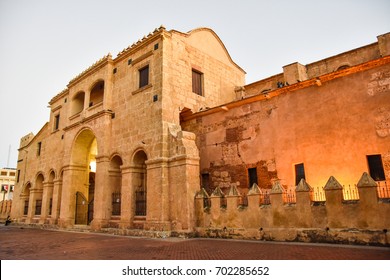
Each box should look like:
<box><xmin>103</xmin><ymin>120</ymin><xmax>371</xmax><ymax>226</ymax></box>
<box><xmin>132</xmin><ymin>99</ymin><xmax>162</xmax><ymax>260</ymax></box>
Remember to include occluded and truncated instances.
<box><xmin>336</xmin><ymin>64</ymin><xmax>351</xmax><ymax>71</ymax></box>
<box><xmin>48</xmin><ymin>169</ymin><xmax>56</xmax><ymax>182</ymax></box>
<box><xmin>70</xmin><ymin>128</ymin><xmax>98</xmax><ymax>225</ymax></box>
<box><xmin>132</xmin><ymin>150</ymin><xmax>148</xmax><ymax>217</ymax></box>
<box><xmin>35</xmin><ymin>172</ymin><xmax>45</xmax><ymax>189</ymax></box>
<box><xmin>22</xmin><ymin>182</ymin><xmax>32</xmax><ymax>216</ymax></box>
<box><xmin>89</xmin><ymin>80</ymin><xmax>105</xmax><ymax>107</ymax></box>
<box><xmin>71</xmin><ymin>91</ymin><xmax>85</xmax><ymax>116</ymax></box>
<box><xmin>46</xmin><ymin>169</ymin><xmax>56</xmax><ymax>217</ymax></box>
<box><xmin>109</xmin><ymin>154</ymin><xmax>123</xmax><ymax>217</ymax></box>
<box><xmin>34</xmin><ymin>173</ymin><xmax>44</xmax><ymax>216</ymax></box>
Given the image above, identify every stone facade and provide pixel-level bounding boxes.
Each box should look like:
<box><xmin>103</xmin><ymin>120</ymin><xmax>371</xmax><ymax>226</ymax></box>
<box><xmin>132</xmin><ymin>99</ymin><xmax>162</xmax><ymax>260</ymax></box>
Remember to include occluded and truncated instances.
<box><xmin>11</xmin><ymin>27</ymin><xmax>390</xmax><ymax>244</ymax></box>
<box><xmin>11</xmin><ymin>26</ymin><xmax>244</xmax><ymax>234</ymax></box>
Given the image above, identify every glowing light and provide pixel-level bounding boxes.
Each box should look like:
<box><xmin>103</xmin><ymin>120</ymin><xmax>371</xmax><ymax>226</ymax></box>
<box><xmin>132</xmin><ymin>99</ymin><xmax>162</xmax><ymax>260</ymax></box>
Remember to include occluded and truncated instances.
<box><xmin>89</xmin><ymin>160</ymin><xmax>96</xmax><ymax>172</ymax></box>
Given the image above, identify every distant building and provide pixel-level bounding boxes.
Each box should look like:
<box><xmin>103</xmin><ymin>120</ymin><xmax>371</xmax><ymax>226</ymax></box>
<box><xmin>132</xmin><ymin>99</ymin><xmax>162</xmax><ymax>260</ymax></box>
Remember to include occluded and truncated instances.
<box><xmin>10</xmin><ymin>26</ymin><xmax>390</xmax><ymax>244</ymax></box>
<box><xmin>1</xmin><ymin>167</ymin><xmax>16</xmax><ymax>219</ymax></box>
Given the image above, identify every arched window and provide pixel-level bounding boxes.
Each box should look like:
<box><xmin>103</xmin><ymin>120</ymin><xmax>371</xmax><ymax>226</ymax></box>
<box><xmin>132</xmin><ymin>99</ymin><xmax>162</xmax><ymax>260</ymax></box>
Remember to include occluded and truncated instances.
<box><xmin>89</xmin><ymin>80</ymin><xmax>104</xmax><ymax>107</ymax></box>
<box><xmin>71</xmin><ymin>91</ymin><xmax>85</xmax><ymax>116</ymax></box>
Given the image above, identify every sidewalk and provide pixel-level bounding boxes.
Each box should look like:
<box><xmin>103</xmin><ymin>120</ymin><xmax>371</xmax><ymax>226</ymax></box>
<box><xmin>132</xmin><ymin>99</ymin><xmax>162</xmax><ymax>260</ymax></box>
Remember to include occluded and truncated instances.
<box><xmin>0</xmin><ymin>225</ymin><xmax>389</xmax><ymax>260</ymax></box>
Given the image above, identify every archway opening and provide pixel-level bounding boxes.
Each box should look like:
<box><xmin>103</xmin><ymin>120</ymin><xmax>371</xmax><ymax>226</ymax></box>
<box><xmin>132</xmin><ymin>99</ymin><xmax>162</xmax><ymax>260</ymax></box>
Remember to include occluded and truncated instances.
<box><xmin>34</xmin><ymin>174</ymin><xmax>44</xmax><ymax>216</ymax></box>
<box><xmin>110</xmin><ymin>155</ymin><xmax>123</xmax><ymax>218</ymax></box>
<box><xmin>71</xmin><ymin>91</ymin><xmax>85</xmax><ymax>116</ymax></box>
<box><xmin>89</xmin><ymin>80</ymin><xmax>104</xmax><ymax>107</ymax></box>
<box><xmin>133</xmin><ymin>150</ymin><xmax>147</xmax><ymax>217</ymax></box>
<box><xmin>22</xmin><ymin>183</ymin><xmax>31</xmax><ymax>216</ymax></box>
<box><xmin>71</xmin><ymin>129</ymin><xmax>98</xmax><ymax>225</ymax></box>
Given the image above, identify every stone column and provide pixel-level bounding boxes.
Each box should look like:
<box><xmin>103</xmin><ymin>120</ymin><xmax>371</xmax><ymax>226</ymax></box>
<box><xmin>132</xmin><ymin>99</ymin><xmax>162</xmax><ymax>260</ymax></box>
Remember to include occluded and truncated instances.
<box><xmin>26</xmin><ymin>188</ymin><xmax>42</xmax><ymax>224</ymax></box>
<box><xmin>356</xmin><ymin>172</ymin><xmax>381</xmax><ymax>228</ymax></box>
<box><xmin>209</xmin><ymin>187</ymin><xmax>223</xmax><ymax>226</ymax></box>
<box><xmin>270</xmin><ymin>181</ymin><xmax>284</xmax><ymax>207</ymax></box>
<box><xmin>247</xmin><ymin>183</ymin><xmax>261</xmax><ymax>209</ymax></box>
<box><xmin>295</xmin><ymin>178</ymin><xmax>313</xmax><ymax>227</ymax></box>
<box><xmin>90</xmin><ymin>155</ymin><xmax>110</xmax><ymax>230</ymax></box>
<box><xmin>50</xmin><ymin>178</ymin><xmax>62</xmax><ymax>225</ymax></box>
<box><xmin>119</xmin><ymin>165</ymin><xmax>134</xmax><ymax>229</ymax></box>
<box><xmin>194</xmin><ymin>188</ymin><xmax>209</xmax><ymax>229</ymax></box>
<box><xmin>144</xmin><ymin>157</ymin><xmax>171</xmax><ymax>231</ymax></box>
<box><xmin>226</xmin><ymin>185</ymin><xmax>241</xmax><ymax>210</ymax></box>
<box><xmin>40</xmin><ymin>181</ymin><xmax>53</xmax><ymax>224</ymax></box>
<box><xmin>58</xmin><ymin>165</ymin><xmax>86</xmax><ymax>228</ymax></box>
<box><xmin>324</xmin><ymin>176</ymin><xmax>344</xmax><ymax>228</ymax></box>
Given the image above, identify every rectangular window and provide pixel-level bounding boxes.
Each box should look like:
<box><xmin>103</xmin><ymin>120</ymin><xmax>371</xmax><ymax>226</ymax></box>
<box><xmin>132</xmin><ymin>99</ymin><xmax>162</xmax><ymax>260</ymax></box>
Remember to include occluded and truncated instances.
<box><xmin>248</xmin><ymin>167</ymin><xmax>258</xmax><ymax>188</ymax></box>
<box><xmin>367</xmin><ymin>154</ymin><xmax>385</xmax><ymax>181</ymax></box>
<box><xmin>37</xmin><ymin>142</ymin><xmax>42</xmax><ymax>156</ymax></box>
<box><xmin>201</xmin><ymin>173</ymin><xmax>210</xmax><ymax>189</ymax></box>
<box><xmin>17</xmin><ymin>170</ymin><xmax>20</xmax><ymax>183</ymax></box>
<box><xmin>139</xmin><ymin>65</ymin><xmax>149</xmax><ymax>88</ymax></box>
<box><xmin>24</xmin><ymin>200</ymin><xmax>29</xmax><ymax>215</ymax></box>
<box><xmin>295</xmin><ymin>163</ymin><xmax>306</xmax><ymax>186</ymax></box>
<box><xmin>35</xmin><ymin>200</ymin><xmax>42</xmax><ymax>215</ymax></box>
<box><xmin>54</xmin><ymin>114</ymin><xmax>60</xmax><ymax>130</ymax></box>
<box><xmin>192</xmin><ymin>69</ymin><xmax>203</xmax><ymax>96</ymax></box>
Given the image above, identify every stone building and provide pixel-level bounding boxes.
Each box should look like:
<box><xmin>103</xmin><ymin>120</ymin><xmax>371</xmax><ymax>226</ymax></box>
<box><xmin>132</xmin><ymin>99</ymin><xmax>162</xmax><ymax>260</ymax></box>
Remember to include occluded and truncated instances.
<box><xmin>0</xmin><ymin>167</ymin><xmax>15</xmax><ymax>219</ymax></box>
<box><xmin>11</xmin><ymin>26</ymin><xmax>245</xmax><ymax>234</ymax></box>
<box><xmin>11</xmin><ymin>26</ymin><xmax>390</xmax><ymax>243</ymax></box>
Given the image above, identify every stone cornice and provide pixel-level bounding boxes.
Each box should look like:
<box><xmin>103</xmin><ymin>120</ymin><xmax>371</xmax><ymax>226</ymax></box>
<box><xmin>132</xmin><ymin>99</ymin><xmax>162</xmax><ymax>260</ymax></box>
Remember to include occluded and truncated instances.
<box><xmin>114</xmin><ymin>25</ymin><xmax>166</xmax><ymax>63</ymax></box>
<box><xmin>63</xmin><ymin>110</ymin><xmax>114</xmax><ymax>132</ymax></box>
<box><xmin>67</xmin><ymin>54</ymin><xmax>113</xmax><ymax>87</ymax></box>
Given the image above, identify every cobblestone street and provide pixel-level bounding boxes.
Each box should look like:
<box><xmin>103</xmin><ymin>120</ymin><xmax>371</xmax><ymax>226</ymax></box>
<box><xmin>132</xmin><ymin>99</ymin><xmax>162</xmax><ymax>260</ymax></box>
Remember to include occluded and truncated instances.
<box><xmin>1</xmin><ymin>226</ymin><xmax>389</xmax><ymax>260</ymax></box>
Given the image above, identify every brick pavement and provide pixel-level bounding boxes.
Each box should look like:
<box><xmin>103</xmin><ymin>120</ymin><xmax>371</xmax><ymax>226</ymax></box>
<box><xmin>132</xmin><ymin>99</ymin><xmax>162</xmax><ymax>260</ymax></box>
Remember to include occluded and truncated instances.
<box><xmin>0</xmin><ymin>225</ymin><xmax>389</xmax><ymax>260</ymax></box>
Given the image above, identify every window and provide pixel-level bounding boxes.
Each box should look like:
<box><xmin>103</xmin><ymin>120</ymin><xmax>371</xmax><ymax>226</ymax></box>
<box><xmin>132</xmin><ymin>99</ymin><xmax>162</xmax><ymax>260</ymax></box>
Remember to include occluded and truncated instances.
<box><xmin>17</xmin><ymin>170</ymin><xmax>20</xmax><ymax>183</ymax></box>
<box><xmin>248</xmin><ymin>168</ymin><xmax>258</xmax><ymax>188</ymax></box>
<box><xmin>24</xmin><ymin>200</ymin><xmax>29</xmax><ymax>215</ymax></box>
<box><xmin>192</xmin><ymin>69</ymin><xmax>203</xmax><ymax>96</ymax></box>
<box><xmin>35</xmin><ymin>200</ymin><xmax>42</xmax><ymax>215</ymax></box>
<box><xmin>295</xmin><ymin>163</ymin><xmax>306</xmax><ymax>186</ymax></box>
<box><xmin>54</xmin><ymin>114</ymin><xmax>60</xmax><ymax>130</ymax></box>
<box><xmin>37</xmin><ymin>142</ymin><xmax>42</xmax><ymax>156</ymax></box>
<box><xmin>139</xmin><ymin>65</ymin><xmax>149</xmax><ymax>88</ymax></box>
<box><xmin>201</xmin><ymin>173</ymin><xmax>210</xmax><ymax>189</ymax></box>
<box><xmin>367</xmin><ymin>154</ymin><xmax>385</xmax><ymax>181</ymax></box>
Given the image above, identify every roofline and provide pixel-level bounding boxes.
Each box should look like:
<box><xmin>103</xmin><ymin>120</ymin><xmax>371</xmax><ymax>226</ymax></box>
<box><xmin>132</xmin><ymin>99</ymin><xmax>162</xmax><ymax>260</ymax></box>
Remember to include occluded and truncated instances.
<box><xmin>18</xmin><ymin>122</ymin><xmax>49</xmax><ymax>151</ymax></box>
<box><xmin>181</xmin><ymin>55</ymin><xmax>390</xmax><ymax>122</ymax></box>
<box><xmin>170</xmin><ymin>27</ymin><xmax>246</xmax><ymax>74</ymax></box>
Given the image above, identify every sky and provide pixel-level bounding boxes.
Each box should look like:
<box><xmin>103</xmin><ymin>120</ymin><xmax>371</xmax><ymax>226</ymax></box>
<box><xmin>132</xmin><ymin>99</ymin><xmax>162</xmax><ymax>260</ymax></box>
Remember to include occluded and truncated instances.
<box><xmin>0</xmin><ymin>0</ymin><xmax>389</xmax><ymax>168</ymax></box>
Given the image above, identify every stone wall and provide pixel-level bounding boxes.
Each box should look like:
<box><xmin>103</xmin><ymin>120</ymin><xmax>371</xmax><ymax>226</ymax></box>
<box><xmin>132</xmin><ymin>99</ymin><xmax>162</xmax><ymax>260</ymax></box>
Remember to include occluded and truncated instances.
<box><xmin>195</xmin><ymin>173</ymin><xmax>390</xmax><ymax>246</ymax></box>
<box><xmin>182</xmin><ymin>61</ymin><xmax>390</xmax><ymax>195</ymax></box>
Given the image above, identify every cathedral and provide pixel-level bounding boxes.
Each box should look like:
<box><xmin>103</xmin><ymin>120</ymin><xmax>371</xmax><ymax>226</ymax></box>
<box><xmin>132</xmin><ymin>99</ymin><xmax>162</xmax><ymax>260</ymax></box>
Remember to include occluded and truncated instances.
<box><xmin>11</xmin><ymin>26</ymin><xmax>390</xmax><ymax>243</ymax></box>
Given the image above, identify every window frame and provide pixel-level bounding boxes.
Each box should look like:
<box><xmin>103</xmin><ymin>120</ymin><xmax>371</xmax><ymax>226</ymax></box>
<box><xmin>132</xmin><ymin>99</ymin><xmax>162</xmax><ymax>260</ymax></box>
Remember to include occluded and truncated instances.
<box><xmin>192</xmin><ymin>69</ymin><xmax>203</xmax><ymax>96</ymax></box>
<box><xmin>54</xmin><ymin>113</ymin><xmax>60</xmax><ymax>131</ymax></box>
<box><xmin>139</xmin><ymin>65</ymin><xmax>149</xmax><ymax>88</ymax></box>
<box><xmin>248</xmin><ymin>167</ymin><xmax>258</xmax><ymax>188</ymax></box>
<box><xmin>37</xmin><ymin>142</ymin><xmax>42</xmax><ymax>157</ymax></box>
<box><xmin>367</xmin><ymin>154</ymin><xmax>386</xmax><ymax>181</ymax></box>
<box><xmin>294</xmin><ymin>163</ymin><xmax>306</xmax><ymax>186</ymax></box>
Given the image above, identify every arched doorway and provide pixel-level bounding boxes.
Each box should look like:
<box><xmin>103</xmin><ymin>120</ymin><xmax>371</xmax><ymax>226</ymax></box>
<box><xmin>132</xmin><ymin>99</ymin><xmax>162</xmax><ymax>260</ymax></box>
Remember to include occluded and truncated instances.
<box><xmin>71</xmin><ymin>129</ymin><xmax>98</xmax><ymax>225</ymax></box>
<box><xmin>133</xmin><ymin>150</ymin><xmax>147</xmax><ymax>217</ymax></box>
<box><xmin>22</xmin><ymin>182</ymin><xmax>31</xmax><ymax>216</ymax></box>
<box><xmin>34</xmin><ymin>174</ymin><xmax>44</xmax><ymax>216</ymax></box>
<box><xmin>110</xmin><ymin>155</ymin><xmax>123</xmax><ymax>218</ymax></box>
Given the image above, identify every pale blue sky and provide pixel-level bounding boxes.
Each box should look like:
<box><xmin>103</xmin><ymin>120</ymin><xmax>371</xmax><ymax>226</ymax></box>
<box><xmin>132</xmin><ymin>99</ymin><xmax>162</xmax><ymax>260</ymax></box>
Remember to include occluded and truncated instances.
<box><xmin>0</xmin><ymin>0</ymin><xmax>389</xmax><ymax>168</ymax></box>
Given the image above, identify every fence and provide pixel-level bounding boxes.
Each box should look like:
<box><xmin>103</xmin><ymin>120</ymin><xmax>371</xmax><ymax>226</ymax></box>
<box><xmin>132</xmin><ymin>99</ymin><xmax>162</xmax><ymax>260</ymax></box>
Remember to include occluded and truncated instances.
<box><xmin>197</xmin><ymin>176</ymin><xmax>390</xmax><ymax>209</ymax></box>
<box><xmin>309</xmin><ymin>181</ymin><xmax>390</xmax><ymax>202</ymax></box>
